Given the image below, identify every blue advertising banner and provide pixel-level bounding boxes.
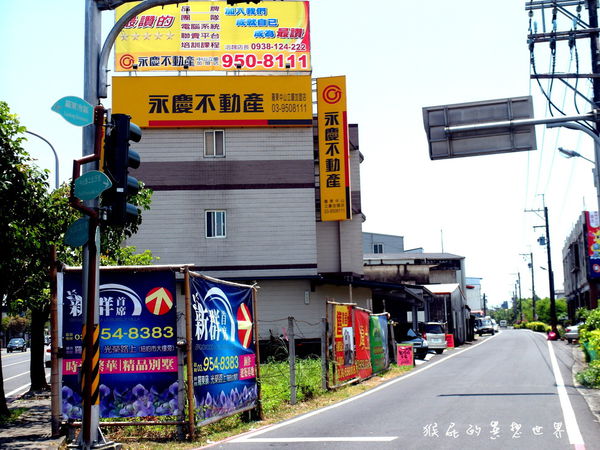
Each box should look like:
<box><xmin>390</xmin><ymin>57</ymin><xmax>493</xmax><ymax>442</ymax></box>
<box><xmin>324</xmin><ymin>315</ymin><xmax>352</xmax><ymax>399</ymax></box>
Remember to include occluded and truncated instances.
<box><xmin>61</xmin><ymin>269</ymin><xmax>179</xmax><ymax>419</ymax></box>
<box><xmin>189</xmin><ymin>274</ymin><xmax>257</xmax><ymax>424</ymax></box>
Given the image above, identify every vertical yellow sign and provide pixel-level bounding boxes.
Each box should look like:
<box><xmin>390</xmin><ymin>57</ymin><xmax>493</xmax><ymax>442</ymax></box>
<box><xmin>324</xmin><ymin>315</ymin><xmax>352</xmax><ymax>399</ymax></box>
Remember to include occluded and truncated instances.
<box><xmin>317</xmin><ymin>76</ymin><xmax>351</xmax><ymax>221</ymax></box>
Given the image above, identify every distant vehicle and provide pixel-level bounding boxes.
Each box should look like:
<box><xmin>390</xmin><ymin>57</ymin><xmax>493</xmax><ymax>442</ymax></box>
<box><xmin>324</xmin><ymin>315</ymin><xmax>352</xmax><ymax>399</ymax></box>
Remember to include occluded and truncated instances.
<box><xmin>475</xmin><ymin>318</ymin><xmax>495</xmax><ymax>336</ymax></box>
<box><xmin>565</xmin><ymin>323</ymin><xmax>583</xmax><ymax>344</ymax></box>
<box><xmin>398</xmin><ymin>327</ymin><xmax>429</xmax><ymax>360</ymax></box>
<box><xmin>499</xmin><ymin>320</ymin><xmax>508</xmax><ymax>328</ymax></box>
<box><xmin>491</xmin><ymin>319</ymin><xmax>499</xmax><ymax>333</ymax></box>
<box><xmin>7</xmin><ymin>338</ymin><xmax>27</xmax><ymax>353</ymax></box>
<box><xmin>422</xmin><ymin>322</ymin><xmax>447</xmax><ymax>354</ymax></box>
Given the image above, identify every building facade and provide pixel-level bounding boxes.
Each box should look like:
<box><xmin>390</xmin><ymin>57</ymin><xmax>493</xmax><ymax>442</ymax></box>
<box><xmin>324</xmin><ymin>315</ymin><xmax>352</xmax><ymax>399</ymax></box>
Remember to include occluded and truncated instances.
<box><xmin>562</xmin><ymin>211</ymin><xmax>600</xmax><ymax>319</ymax></box>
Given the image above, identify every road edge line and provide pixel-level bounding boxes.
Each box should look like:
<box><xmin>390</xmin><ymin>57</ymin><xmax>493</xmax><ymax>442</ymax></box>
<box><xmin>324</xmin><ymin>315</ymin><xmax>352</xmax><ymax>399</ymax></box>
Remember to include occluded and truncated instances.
<box><xmin>547</xmin><ymin>340</ymin><xmax>585</xmax><ymax>449</ymax></box>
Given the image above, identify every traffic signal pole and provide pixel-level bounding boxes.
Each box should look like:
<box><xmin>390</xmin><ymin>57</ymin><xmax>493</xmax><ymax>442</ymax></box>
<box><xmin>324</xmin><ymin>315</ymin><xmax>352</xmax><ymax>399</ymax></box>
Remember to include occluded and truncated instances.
<box><xmin>81</xmin><ymin>2</ymin><xmax>102</xmax><ymax>447</ymax></box>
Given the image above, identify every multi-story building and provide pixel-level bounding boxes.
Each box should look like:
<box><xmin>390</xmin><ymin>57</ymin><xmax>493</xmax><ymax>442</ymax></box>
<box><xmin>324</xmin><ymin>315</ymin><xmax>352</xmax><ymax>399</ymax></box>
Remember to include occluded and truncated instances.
<box><xmin>562</xmin><ymin>211</ymin><xmax>600</xmax><ymax>319</ymax></box>
<box><xmin>114</xmin><ymin>74</ymin><xmax>375</xmax><ymax>346</ymax></box>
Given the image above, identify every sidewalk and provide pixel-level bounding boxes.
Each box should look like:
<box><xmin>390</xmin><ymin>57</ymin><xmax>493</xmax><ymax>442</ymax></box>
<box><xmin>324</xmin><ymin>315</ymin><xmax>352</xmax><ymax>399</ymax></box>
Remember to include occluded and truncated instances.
<box><xmin>0</xmin><ymin>391</ymin><xmax>64</xmax><ymax>449</ymax></box>
<box><xmin>571</xmin><ymin>343</ymin><xmax>600</xmax><ymax>422</ymax></box>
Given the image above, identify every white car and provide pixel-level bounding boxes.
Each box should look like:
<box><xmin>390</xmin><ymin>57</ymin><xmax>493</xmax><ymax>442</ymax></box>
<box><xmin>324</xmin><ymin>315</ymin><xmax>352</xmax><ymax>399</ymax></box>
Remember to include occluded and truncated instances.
<box><xmin>491</xmin><ymin>319</ymin><xmax>499</xmax><ymax>333</ymax></box>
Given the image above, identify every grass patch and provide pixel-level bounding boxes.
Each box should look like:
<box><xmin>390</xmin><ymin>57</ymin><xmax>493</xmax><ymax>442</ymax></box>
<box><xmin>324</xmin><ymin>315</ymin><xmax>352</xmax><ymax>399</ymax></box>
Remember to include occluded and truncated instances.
<box><xmin>0</xmin><ymin>407</ymin><xmax>28</xmax><ymax>427</ymax></box>
<box><xmin>105</xmin><ymin>361</ymin><xmax>413</xmax><ymax>449</ymax></box>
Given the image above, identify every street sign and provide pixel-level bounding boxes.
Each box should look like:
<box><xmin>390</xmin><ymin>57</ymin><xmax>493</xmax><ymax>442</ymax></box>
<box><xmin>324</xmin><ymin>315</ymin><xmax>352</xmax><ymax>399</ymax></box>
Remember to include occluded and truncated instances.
<box><xmin>422</xmin><ymin>96</ymin><xmax>537</xmax><ymax>160</ymax></box>
<box><xmin>64</xmin><ymin>217</ymin><xmax>90</xmax><ymax>247</ymax></box>
<box><xmin>74</xmin><ymin>170</ymin><xmax>112</xmax><ymax>201</ymax></box>
<box><xmin>51</xmin><ymin>96</ymin><xmax>94</xmax><ymax>127</ymax></box>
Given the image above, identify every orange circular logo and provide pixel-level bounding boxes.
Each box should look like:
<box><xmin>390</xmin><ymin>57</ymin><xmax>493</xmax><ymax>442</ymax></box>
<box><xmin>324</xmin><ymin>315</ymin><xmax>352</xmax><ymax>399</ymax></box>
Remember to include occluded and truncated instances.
<box><xmin>322</xmin><ymin>84</ymin><xmax>342</xmax><ymax>104</ymax></box>
<box><xmin>119</xmin><ymin>54</ymin><xmax>135</xmax><ymax>70</ymax></box>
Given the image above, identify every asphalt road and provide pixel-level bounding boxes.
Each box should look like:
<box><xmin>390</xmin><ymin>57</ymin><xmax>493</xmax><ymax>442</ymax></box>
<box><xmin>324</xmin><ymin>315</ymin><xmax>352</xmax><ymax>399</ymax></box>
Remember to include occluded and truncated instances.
<box><xmin>215</xmin><ymin>329</ymin><xmax>600</xmax><ymax>449</ymax></box>
<box><xmin>1</xmin><ymin>348</ymin><xmax>50</xmax><ymax>400</ymax></box>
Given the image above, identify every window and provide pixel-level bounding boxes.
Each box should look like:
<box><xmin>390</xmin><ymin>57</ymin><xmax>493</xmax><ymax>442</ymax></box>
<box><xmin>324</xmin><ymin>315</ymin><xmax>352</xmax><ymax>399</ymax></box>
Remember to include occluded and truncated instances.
<box><xmin>206</xmin><ymin>210</ymin><xmax>226</xmax><ymax>238</ymax></box>
<box><xmin>373</xmin><ymin>243</ymin><xmax>384</xmax><ymax>254</ymax></box>
<box><xmin>204</xmin><ymin>130</ymin><xmax>225</xmax><ymax>157</ymax></box>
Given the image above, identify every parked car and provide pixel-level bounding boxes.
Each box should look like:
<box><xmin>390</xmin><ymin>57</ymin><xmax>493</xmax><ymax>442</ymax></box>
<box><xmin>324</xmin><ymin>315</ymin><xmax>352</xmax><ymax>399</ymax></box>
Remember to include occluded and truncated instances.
<box><xmin>7</xmin><ymin>337</ymin><xmax>27</xmax><ymax>353</ymax></box>
<box><xmin>499</xmin><ymin>320</ymin><xmax>508</xmax><ymax>328</ymax></box>
<box><xmin>422</xmin><ymin>322</ymin><xmax>447</xmax><ymax>354</ymax></box>
<box><xmin>565</xmin><ymin>323</ymin><xmax>583</xmax><ymax>344</ymax></box>
<box><xmin>491</xmin><ymin>319</ymin><xmax>499</xmax><ymax>333</ymax></box>
<box><xmin>475</xmin><ymin>318</ymin><xmax>495</xmax><ymax>336</ymax></box>
<box><xmin>398</xmin><ymin>327</ymin><xmax>429</xmax><ymax>359</ymax></box>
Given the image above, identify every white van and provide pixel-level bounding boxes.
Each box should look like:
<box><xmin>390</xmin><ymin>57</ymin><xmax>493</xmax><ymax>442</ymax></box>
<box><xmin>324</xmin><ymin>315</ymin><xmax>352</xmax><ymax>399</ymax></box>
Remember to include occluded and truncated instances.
<box><xmin>499</xmin><ymin>320</ymin><xmax>507</xmax><ymax>328</ymax></box>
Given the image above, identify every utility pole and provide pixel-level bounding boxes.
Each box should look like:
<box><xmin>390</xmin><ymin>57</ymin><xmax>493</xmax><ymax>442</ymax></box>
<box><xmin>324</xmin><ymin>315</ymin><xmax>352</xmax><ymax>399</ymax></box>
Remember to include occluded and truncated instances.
<box><xmin>483</xmin><ymin>293</ymin><xmax>487</xmax><ymax>316</ymax></box>
<box><xmin>543</xmin><ymin>206</ymin><xmax>558</xmax><ymax>333</ymax></box>
<box><xmin>518</xmin><ymin>272</ymin><xmax>523</xmax><ymax>322</ymax></box>
<box><xmin>527</xmin><ymin>0</ymin><xmax>600</xmax><ymax>214</ymax></box>
<box><xmin>526</xmin><ymin>202</ymin><xmax>558</xmax><ymax>333</ymax></box>
<box><xmin>521</xmin><ymin>252</ymin><xmax>537</xmax><ymax>320</ymax></box>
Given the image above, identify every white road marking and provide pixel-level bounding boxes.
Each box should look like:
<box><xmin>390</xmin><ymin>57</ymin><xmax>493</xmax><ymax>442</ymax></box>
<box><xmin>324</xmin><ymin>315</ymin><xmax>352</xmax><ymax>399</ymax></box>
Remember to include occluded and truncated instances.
<box><xmin>547</xmin><ymin>341</ymin><xmax>586</xmax><ymax>450</ymax></box>
<box><xmin>229</xmin><ymin>334</ymin><xmax>499</xmax><ymax>444</ymax></box>
<box><xmin>2</xmin><ymin>360</ymin><xmax>29</xmax><ymax>368</ymax></box>
<box><xmin>4</xmin><ymin>369</ymin><xmax>51</xmax><ymax>398</ymax></box>
<box><xmin>235</xmin><ymin>437</ymin><xmax>398</xmax><ymax>443</ymax></box>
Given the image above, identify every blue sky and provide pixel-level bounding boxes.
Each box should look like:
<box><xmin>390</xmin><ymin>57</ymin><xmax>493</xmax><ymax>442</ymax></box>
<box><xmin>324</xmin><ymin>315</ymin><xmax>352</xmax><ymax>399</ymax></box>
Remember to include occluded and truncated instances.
<box><xmin>1</xmin><ymin>1</ymin><xmax>597</xmax><ymax>307</ymax></box>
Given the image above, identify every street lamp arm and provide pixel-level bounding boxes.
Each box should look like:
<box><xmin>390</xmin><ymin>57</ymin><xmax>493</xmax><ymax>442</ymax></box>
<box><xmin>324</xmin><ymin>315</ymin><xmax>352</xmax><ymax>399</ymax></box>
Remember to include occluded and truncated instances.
<box><xmin>24</xmin><ymin>130</ymin><xmax>59</xmax><ymax>189</ymax></box>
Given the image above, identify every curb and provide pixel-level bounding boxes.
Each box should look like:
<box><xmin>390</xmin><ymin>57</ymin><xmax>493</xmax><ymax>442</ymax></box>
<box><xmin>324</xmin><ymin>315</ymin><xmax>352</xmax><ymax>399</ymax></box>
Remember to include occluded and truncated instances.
<box><xmin>570</xmin><ymin>343</ymin><xmax>600</xmax><ymax>423</ymax></box>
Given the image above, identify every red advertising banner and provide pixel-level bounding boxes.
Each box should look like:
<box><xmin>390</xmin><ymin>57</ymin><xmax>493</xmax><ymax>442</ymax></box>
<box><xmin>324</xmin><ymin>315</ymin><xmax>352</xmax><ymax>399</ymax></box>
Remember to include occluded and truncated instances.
<box><xmin>585</xmin><ymin>211</ymin><xmax>600</xmax><ymax>279</ymax></box>
<box><xmin>333</xmin><ymin>304</ymin><xmax>358</xmax><ymax>384</ymax></box>
<box><xmin>353</xmin><ymin>309</ymin><xmax>372</xmax><ymax>379</ymax></box>
<box><xmin>396</xmin><ymin>344</ymin><xmax>414</xmax><ymax>368</ymax></box>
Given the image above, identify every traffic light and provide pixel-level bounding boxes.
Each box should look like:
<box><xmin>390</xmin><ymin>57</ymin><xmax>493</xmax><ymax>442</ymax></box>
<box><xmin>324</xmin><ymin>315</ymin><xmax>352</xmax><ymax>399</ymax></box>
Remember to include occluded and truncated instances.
<box><xmin>102</xmin><ymin>113</ymin><xmax>142</xmax><ymax>226</ymax></box>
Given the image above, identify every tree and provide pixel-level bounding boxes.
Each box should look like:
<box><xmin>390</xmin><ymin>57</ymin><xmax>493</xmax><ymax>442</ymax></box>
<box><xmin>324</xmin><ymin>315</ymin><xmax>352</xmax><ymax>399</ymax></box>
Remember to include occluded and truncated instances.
<box><xmin>0</xmin><ymin>101</ymin><xmax>54</xmax><ymax>414</ymax></box>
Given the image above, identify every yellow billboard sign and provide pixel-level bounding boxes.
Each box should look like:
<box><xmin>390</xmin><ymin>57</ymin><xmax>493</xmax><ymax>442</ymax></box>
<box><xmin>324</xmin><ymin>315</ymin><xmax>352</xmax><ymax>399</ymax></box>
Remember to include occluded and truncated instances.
<box><xmin>112</xmin><ymin>75</ymin><xmax>313</xmax><ymax>128</ymax></box>
<box><xmin>317</xmin><ymin>76</ymin><xmax>351</xmax><ymax>221</ymax></box>
<box><xmin>115</xmin><ymin>1</ymin><xmax>311</xmax><ymax>72</ymax></box>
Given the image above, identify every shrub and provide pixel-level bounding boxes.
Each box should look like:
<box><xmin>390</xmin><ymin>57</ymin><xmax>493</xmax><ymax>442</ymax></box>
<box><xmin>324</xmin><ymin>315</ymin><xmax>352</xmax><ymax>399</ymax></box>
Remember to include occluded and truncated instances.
<box><xmin>576</xmin><ymin>307</ymin><xmax>592</xmax><ymax>323</ymax></box>
<box><xmin>513</xmin><ymin>322</ymin><xmax>525</xmax><ymax>329</ymax></box>
<box><xmin>526</xmin><ymin>321</ymin><xmax>551</xmax><ymax>333</ymax></box>
<box><xmin>580</xmin><ymin>308</ymin><xmax>600</xmax><ymax>344</ymax></box>
<box><xmin>576</xmin><ymin>360</ymin><xmax>600</xmax><ymax>388</ymax></box>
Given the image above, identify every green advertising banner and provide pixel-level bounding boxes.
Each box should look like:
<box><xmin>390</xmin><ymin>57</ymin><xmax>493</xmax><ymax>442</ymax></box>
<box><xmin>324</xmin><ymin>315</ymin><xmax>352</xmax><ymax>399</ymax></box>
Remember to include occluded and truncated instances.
<box><xmin>369</xmin><ymin>314</ymin><xmax>389</xmax><ymax>373</ymax></box>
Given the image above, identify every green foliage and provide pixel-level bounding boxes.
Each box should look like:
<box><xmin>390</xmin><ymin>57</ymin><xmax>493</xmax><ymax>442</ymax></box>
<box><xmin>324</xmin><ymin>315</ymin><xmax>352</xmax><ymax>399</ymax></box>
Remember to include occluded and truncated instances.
<box><xmin>0</xmin><ymin>100</ymin><xmax>53</xmax><ymax>313</ymax></box>
<box><xmin>489</xmin><ymin>307</ymin><xmax>515</xmax><ymax>324</ymax></box>
<box><xmin>579</xmin><ymin>308</ymin><xmax>600</xmax><ymax>345</ymax></box>
<box><xmin>2</xmin><ymin>316</ymin><xmax>29</xmax><ymax>337</ymax></box>
<box><xmin>259</xmin><ymin>358</ymin><xmax>325</xmax><ymax>416</ymax></box>
<box><xmin>525</xmin><ymin>321</ymin><xmax>551</xmax><ymax>333</ymax></box>
<box><xmin>576</xmin><ymin>360</ymin><xmax>600</xmax><ymax>388</ymax></box>
<box><xmin>576</xmin><ymin>307</ymin><xmax>592</xmax><ymax>323</ymax></box>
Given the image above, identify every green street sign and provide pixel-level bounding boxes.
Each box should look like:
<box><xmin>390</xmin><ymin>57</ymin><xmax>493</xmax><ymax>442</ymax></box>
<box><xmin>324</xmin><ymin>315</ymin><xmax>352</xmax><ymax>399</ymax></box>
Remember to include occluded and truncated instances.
<box><xmin>64</xmin><ymin>217</ymin><xmax>90</xmax><ymax>247</ymax></box>
<box><xmin>51</xmin><ymin>96</ymin><xmax>94</xmax><ymax>127</ymax></box>
<box><xmin>74</xmin><ymin>170</ymin><xmax>112</xmax><ymax>201</ymax></box>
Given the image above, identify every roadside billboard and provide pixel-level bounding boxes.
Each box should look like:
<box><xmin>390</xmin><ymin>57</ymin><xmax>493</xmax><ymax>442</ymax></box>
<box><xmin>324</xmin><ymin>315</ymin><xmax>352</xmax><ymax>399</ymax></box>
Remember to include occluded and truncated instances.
<box><xmin>60</xmin><ymin>269</ymin><xmax>178</xmax><ymax>419</ymax></box>
<box><xmin>369</xmin><ymin>314</ymin><xmax>389</xmax><ymax>373</ymax></box>
<box><xmin>115</xmin><ymin>1</ymin><xmax>311</xmax><ymax>72</ymax></box>
<box><xmin>585</xmin><ymin>211</ymin><xmax>600</xmax><ymax>279</ymax></box>
<box><xmin>189</xmin><ymin>274</ymin><xmax>258</xmax><ymax>424</ymax></box>
<box><xmin>112</xmin><ymin>75</ymin><xmax>312</xmax><ymax>128</ymax></box>
<box><xmin>317</xmin><ymin>76</ymin><xmax>352</xmax><ymax>221</ymax></box>
<box><xmin>353</xmin><ymin>309</ymin><xmax>372</xmax><ymax>379</ymax></box>
<box><xmin>333</xmin><ymin>304</ymin><xmax>358</xmax><ymax>384</ymax></box>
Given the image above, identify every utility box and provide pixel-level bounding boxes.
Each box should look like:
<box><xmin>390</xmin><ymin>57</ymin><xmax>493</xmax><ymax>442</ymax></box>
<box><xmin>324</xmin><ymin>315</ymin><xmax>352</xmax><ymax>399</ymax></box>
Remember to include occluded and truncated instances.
<box><xmin>423</xmin><ymin>96</ymin><xmax>537</xmax><ymax>160</ymax></box>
